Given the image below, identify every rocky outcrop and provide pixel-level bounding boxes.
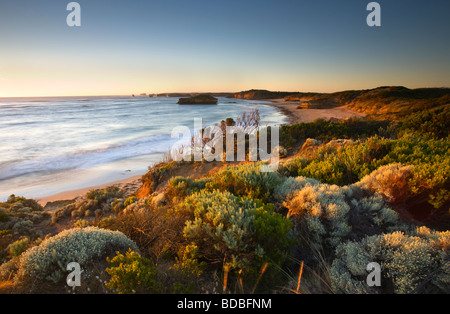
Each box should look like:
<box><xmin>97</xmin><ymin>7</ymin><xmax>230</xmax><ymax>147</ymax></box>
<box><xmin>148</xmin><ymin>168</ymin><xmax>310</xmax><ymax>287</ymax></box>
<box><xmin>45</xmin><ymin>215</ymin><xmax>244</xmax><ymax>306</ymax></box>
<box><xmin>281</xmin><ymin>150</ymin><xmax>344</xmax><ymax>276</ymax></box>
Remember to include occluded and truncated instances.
<box><xmin>178</xmin><ymin>94</ymin><xmax>218</xmax><ymax>105</ymax></box>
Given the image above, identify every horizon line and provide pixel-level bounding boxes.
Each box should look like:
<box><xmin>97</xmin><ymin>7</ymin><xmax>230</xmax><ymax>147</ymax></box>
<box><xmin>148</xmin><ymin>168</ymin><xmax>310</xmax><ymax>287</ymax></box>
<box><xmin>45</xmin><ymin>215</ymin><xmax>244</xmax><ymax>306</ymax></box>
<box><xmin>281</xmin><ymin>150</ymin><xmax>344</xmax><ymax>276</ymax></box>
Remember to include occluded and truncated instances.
<box><xmin>1</xmin><ymin>85</ymin><xmax>450</xmax><ymax>99</ymax></box>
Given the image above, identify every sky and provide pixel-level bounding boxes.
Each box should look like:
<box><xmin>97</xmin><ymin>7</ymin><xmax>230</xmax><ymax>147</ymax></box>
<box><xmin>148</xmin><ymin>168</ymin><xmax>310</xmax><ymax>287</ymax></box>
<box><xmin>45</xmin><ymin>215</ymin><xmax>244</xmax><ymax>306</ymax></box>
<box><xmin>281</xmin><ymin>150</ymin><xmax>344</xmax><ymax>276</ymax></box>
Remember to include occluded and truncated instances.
<box><xmin>0</xmin><ymin>0</ymin><xmax>449</xmax><ymax>97</ymax></box>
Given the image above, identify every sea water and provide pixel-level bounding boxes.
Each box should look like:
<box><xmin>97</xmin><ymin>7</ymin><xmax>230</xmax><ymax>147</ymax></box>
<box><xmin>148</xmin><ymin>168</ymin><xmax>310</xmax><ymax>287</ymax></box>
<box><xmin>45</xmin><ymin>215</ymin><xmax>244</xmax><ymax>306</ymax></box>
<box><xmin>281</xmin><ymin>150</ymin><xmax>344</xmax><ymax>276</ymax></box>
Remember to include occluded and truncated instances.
<box><xmin>0</xmin><ymin>96</ymin><xmax>286</xmax><ymax>200</ymax></box>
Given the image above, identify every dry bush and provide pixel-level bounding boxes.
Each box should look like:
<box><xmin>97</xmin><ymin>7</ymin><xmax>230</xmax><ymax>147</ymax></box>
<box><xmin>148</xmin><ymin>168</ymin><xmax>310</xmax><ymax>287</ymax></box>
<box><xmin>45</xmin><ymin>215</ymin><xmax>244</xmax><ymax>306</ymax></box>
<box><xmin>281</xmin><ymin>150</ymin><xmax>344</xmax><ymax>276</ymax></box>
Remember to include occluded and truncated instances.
<box><xmin>357</xmin><ymin>163</ymin><xmax>414</xmax><ymax>204</ymax></box>
<box><xmin>104</xmin><ymin>202</ymin><xmax>186</xmax><ymax>262</ymax></box>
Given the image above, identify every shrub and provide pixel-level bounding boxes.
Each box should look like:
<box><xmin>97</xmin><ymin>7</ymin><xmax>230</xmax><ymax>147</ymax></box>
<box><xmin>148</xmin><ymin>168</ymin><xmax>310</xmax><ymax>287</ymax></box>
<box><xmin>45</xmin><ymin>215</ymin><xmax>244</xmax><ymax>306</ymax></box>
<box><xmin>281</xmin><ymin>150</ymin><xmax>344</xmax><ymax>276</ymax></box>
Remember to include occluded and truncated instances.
<box><xmin>356</xmin><ymin>163</ymin><xmax>413</xmax><ymax>204</ymax></box>
<box><xmin>111</xmin><ymin>198</ymin><xmax>125</xmax><ymax>213</ymax></box>
<box><xmin>108</xmin><ymin>203</ymin><xmax>186</xmax><ymax>262</ymax></box>
<box><xmin>0</xmin><ymin>210</ymin><xmax>8</xmax><ymax>223</ymax></box>
<box><xmin>331</xmin><ymin>227</ymin><xmax>450</xmax><ymax>294</ymax></box>
<box><xmin>0</xmin><ymin>196</ymin><xmax>48</xmax><ymax>237</ymax></box>
<box><xmin>105</xmin><ymin>249</ymin><xmax>162</xmax><ymax>294</ymax></box>
<box><xmin>182</xmin><ymin>190</ymin><xmax>292</xmax><ymax>274</ymax></box>
<box><xmin>205</xmin><ymin>163</ymin><xmax>283</xmax><ymax>202</ymax></box>
<box><xmin>398</xmin><ymin>104</ymin><xmax>450</xmax><ymax>138</ymax></box>
<box><xmin>12</xmin><ymin>220</ymin><xmax>33</xmax><ymax>235</ymax></box>
<box><xmin>172</xmin><ymin>243</ymin><xmax>206</xmax><ymax>278</ymax></box>
<box><xmin>86</xmin><ymin>186</ymin><xmax>124</xmax><ymax>203</ymax></box>
<box><xmin>73</xmin><ymin>219</ymin><xmax>90</xmax><ymax>228</ymax></box>
<box><xmin>124</xmin><ymin>196</ymin><xmax>137</xmax><ymax>207</ymax></box>
<box><xmin>4</xmin><ymin>195</ymin><xmax>43</xmax><ymax>212</ymax></box>
<box><xmin>16</xmin><ymin>227</ymin><xmax>138</xmax><ymax>284</ymax></box>
<box><xmin>166</xmin><ymin>176</ymin><xmax>212</xmax><ymax>200</ymax></box>
<box><xmin>8</xmin><ymin>238</ymin><xmax>30</xmax><ymax>257</ymax></box>
<box><xmin>285</xmin><ymin>182</ymin><xmax>405</xmax><ymax>251</ymax></box>
<box><xmin>53</xmin><ymin>187</ymin><xmax>125</xmax><ymax>222</ymax></box>
<box><xmin>273</xmin><ymin>176</ymin><xmax>320</xmax><ymax>202</ymax></box>
<box><xmin>280</xmin><ymin>118</ymin><xmax>390</xmax><ymax>148</ymax></box>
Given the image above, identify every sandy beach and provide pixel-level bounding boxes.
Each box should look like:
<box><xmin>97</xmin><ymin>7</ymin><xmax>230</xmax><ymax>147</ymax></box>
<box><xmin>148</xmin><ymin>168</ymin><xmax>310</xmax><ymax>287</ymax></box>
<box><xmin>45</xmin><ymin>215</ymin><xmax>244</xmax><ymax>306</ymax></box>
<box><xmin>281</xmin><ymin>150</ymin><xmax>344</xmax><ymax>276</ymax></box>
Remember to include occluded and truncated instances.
<box><xmin>268</xmin><ymin>98</ymin><xmax>365</xmax><ymax>124</ymax></box>
<box><xmin>37</xmin><ymin>174</ymin><xmax>142</xmax><ymax>207</ymax></box>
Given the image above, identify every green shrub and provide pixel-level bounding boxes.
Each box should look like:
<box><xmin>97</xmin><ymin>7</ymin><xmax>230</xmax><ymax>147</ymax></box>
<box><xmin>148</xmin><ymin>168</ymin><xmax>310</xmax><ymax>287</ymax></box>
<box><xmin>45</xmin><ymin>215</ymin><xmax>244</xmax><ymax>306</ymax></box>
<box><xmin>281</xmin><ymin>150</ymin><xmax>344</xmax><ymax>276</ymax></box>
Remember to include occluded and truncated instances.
<box><xmin>398</xmin><ymin>104</ymin><xmax>450</xmax><ymax>138</ymax></box>
<box><xmin>182</xmin><ymin>190</ymin><xmax>292</xmax><ymax>274</ymax></box>
<box><xmin>172</xmin><ymin>243</ymin><xmax>206</xmax><ymax>278</ymax></box>
<box><xmin>0</xmin><ymin>196</ymin><xmax>47</xmax><ymax>234</ymax></box>
<box><xmin>280</xmin><ymin>118</ymin><xmax>391</xmax><ymax>148</ymax></box>
<box><xmin>124</xmin><ymin>196</ymin><xmax>137</xmax><ymax>207</ymax></box>
<box><xmin>331</xmin><ymin>227</ymin><xmax>450</xmax><ymax>294</ymax></box>
<box><xmin>111</xmin><ymin>198</ymin><xmax>125</xmax><ymax>213</ymax></box>
<box><xmin>105</xmin><ymin>249</ymin><xmax>162</xmax><ymax>294</ymax></box>
<box><xmin>86</xmin><ymin>186</ymin><xmax>124</xmax><ymax>203</ymax></box>
<box><xmin>205</xmin><ymin>163</ymin><xmax>283</xmax><ymax>202</ymax></box>
<box><xmin>16</xmin><ymin>227</ymin><xmax>138</xmax><ymax>284</ymax></box>
<box><xmin>12</xmin><ymin>220</ymin><xmax>33</xmax><ymax>235</ymax></box>
<box><xmin>166</xmin><ymin>176</ymin><xmax>212</xmax><ymax>200</ymax></box>
<box><xmin>0</xmin><ymin>210</ymin><xmax>8</xmax><ymax>223</ymax></box>
<box><xmin>73</xmin><ymin>219</ymin><xmax>90</xmax><ymax>228</ymax></box>
<box><xmin>278</xmin><ymin>156</ymin><xmax>309</xmax><ymax>177</ymax></box>
<box><xmin>53</xmin><ymin>187</ymin><xmax>125</xmax><ymax>222</ymax></box>
<box><xmin>8</xmin><ymin>238</ymin><xmax>30</xmax><ymax>257</ymax></box>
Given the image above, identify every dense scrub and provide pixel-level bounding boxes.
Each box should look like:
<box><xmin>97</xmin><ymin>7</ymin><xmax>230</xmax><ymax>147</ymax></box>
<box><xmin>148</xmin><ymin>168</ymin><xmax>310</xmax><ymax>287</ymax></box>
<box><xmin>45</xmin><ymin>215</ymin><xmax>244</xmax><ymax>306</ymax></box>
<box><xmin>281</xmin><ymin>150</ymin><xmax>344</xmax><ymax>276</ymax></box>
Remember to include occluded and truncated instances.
<box><xmin>331</xmin><ymin>227</ymin><xmax>450</xmax><ymax>294</ymax></box>
<box><xmin>0</xmin><ymin>195</ymin><xmax>50</xmax><ymax>265</ymax></box>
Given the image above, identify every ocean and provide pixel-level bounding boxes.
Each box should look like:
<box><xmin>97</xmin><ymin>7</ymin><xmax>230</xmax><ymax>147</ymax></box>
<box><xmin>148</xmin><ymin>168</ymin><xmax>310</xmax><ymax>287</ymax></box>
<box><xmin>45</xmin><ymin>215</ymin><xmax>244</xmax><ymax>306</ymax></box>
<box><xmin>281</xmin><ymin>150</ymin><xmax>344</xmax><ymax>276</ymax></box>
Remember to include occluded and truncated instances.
<box><xmin>0</xmin><ymin>96</ymin><xmax>286</xmax><ymax>201</ymax></box>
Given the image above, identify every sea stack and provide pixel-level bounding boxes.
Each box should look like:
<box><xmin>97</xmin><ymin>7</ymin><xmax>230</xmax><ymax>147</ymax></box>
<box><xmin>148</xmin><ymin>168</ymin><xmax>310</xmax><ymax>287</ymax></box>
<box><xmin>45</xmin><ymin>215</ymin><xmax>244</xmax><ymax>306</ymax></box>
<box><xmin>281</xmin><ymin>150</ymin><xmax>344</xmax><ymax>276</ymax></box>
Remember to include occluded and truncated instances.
<box><xmin>177</xmin><ymin>94</ymin><xmax>218</xmax><ymax>105</ymax></box>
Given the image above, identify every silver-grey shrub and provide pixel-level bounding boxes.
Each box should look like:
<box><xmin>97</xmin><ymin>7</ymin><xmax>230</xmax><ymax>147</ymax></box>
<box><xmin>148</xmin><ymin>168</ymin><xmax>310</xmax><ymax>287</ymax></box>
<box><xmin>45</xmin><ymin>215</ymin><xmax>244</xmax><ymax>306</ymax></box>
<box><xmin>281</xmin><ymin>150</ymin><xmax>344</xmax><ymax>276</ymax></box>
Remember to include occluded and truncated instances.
<box><xmin>285</xmin><ymin>182</ymin><xmax>406</xmax><ymax>250</ymax></box>
<box><xmin>331</xmin><ymin>226</ymin><xmax>450</xmax><ymax>294</ymax></box>
<box><xmin>16</xmin><ymin>227</ymin><xmax>138</xmax><ymax>284</ymax></box>
<box><xmin>273</xmin><ymin>176</ymin><xmax>320</xmax><ymax>202</ymax></box>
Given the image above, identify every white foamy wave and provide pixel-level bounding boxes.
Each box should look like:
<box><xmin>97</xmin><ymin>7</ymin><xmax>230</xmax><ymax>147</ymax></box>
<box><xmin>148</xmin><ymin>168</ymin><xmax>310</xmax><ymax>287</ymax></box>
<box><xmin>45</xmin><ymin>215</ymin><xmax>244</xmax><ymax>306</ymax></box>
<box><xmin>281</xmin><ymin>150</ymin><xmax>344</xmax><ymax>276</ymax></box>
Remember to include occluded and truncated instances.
<box><xmin>0</xmin><ymin>134</ymin><xmax>175</xmax><ymax>180</ymax></box>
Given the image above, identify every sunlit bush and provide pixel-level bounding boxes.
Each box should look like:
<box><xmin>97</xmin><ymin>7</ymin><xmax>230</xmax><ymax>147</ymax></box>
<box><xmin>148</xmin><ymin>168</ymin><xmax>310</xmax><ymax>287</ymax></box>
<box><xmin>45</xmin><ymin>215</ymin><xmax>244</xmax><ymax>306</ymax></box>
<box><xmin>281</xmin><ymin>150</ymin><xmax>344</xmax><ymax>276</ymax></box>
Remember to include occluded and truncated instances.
<box><xmin>166</xmin><ymin>176</ymin><xmax>212</xmax><ymax>200</ymax></box>
<box><xmin>8</xmin><ymin>238</ymin><xmax>30</xmax><ymax>257</ymax></box>
<box><xmin>285</xmin><ymin>182</ymin><xmax>405</xmax><ymax>251</ymax></box>
<box><xmin>124</xmin><ymin>196</ymin><xmax>137</xmax><ymax>207</ymax></box>
<box><xmin>356</xmin><ymin>163</ymin><xmax>413</xmax><ymax>204</ymax></box>
<box><xmin>273</xmin><ymin>176</ymin><xmax>320</xmax><ymax>202</ymax></box>
<box><xmin>205</xmin><ymin>163</ymin><xmax>283</xmax><ymax>202</ymax></box>
<box><xmin>105</xmin><ymin>249</ymin><xmax>162</xmax><ymax>294</ymax></box>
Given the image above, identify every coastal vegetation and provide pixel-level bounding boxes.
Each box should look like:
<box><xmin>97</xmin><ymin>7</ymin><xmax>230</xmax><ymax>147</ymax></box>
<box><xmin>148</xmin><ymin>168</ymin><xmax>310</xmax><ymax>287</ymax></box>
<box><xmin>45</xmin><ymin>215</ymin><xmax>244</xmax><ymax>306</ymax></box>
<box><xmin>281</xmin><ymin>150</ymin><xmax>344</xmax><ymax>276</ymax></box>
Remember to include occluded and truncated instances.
<box><xmin>0</xmin><ymin>87</ymin><xmax>449</xmax><ymax>294</ymax></box>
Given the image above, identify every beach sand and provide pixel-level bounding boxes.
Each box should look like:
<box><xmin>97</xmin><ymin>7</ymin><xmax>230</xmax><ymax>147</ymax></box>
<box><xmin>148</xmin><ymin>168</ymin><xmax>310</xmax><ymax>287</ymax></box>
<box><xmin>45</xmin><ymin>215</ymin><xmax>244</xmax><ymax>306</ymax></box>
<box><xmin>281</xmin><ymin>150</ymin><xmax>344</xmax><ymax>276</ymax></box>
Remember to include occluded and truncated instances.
<box><xmin>268</xmin><ymin>98</ymin><xmax>365</xmax><ymax>124</ymax></box>
<box><xmin>37</xmin><ymin>174</ymin><xmax>142</xmax><ymax>207</ymax></box>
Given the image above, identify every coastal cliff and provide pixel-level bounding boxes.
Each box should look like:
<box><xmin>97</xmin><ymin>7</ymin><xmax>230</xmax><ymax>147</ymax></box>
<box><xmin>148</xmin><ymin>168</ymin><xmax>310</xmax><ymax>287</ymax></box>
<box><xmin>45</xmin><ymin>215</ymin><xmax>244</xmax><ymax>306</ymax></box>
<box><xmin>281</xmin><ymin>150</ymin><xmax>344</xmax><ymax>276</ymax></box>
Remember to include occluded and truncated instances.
<box><xmin>230</xmin><ymin>87</ymin><xmax>450</xmax><ymax>119</ymax></box>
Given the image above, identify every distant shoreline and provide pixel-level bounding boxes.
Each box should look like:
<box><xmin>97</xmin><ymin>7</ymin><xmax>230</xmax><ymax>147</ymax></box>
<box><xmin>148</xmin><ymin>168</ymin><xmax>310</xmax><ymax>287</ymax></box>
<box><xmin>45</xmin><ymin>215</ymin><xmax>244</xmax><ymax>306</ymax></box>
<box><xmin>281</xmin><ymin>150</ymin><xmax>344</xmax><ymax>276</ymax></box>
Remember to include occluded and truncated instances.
<box><xmin>267</xmin><ymin>98</ymin><xmax>365</xmax><ymax>124</ymax></box>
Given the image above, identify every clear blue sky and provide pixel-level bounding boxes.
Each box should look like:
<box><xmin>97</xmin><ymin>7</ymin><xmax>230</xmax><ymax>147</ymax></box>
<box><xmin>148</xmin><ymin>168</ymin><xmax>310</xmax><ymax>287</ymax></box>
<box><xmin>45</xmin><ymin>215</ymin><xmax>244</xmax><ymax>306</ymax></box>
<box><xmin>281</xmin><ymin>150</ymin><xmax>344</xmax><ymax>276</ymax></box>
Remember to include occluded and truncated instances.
<box><xmin>0</xmin><ymin>0</ymin><xmax>449</xmax><ymax>96</ymax></box>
